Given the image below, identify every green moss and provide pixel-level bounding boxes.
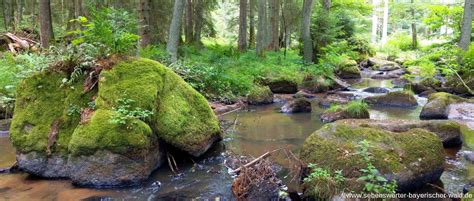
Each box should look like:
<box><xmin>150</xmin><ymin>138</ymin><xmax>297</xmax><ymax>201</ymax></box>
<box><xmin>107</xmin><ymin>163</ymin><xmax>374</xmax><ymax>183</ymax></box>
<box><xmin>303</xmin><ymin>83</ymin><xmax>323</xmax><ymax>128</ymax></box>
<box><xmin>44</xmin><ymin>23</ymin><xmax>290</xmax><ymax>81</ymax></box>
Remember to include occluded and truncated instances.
<box><xmin>300</xmin><ymin>123</ymin><xmax>444</xmax><ymax>195</ymax></box>
<box><xmin>339</xmin><ymin>60</ymin><xmax>360</xmax><ymax>74</ymax></box>
<box><xmin>68</xmin><ymin>109</ymin><xmax>152</xmax><ymax>155</ymax></box>
<box><xmin>9</xmin><ymin>71</ymin><xmax>94</xmax><ymax>153</ymax></box>
<box><xmin>247</xmin><ymin>85</ymin><xmax>273</xmax><ymax>105</ymax></box>
<box><xmin>420</xmin><ymin>77</ymin><xmax>441</xmax><ymax>88</ymax></box>
<box><xmin>461</xmin><ymin>125</ymin><xmax>474</xmax><ymax>149</ymax></box>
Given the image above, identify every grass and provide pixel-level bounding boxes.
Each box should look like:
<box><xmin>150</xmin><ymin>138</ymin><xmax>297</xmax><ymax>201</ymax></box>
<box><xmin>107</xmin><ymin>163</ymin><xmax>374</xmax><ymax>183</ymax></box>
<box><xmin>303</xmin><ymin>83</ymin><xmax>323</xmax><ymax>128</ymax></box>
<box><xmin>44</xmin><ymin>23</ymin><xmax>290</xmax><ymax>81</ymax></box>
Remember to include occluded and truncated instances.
<box><xmin>345</xmin><ymin>100</ymin><xmax>369</xmax><ymax>116</ymax></box>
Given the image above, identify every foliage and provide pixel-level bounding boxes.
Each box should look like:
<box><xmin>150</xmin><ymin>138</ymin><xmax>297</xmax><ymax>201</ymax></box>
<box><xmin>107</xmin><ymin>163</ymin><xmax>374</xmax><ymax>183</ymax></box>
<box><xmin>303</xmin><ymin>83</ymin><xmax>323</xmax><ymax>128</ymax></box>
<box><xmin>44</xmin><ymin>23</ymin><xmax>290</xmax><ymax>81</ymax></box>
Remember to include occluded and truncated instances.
<box><xmin>386</xmin><ymin>33</ymin><xmax>414</xmax><ymax>51</ymax></box>
<box><xmin>462</xmin><ymin>43</ymin><xmax>474</xmax><ymax>73</ymax></box>
<box><xmin>69</xmin><ymin>8</ymin><xmax>140</xmax><ymax>57</ymax></box>
<box><xmin>356</xmin><ymin>140</ymin><xmax>397</xmax><ymax>194</ymax></box>
<box><xmin>346</xmin><ymin>100</ymin><xmax>368</xmax><ymax>116</ymax></box>
<box><xmin>423</xmin><ymin>4</ymin><xmax>464</xmax><ymax>36</ymax></box>
<box><xmin>110</xmin><ymin>98</ymin><xmax>153</xmax><ymax>129</ymax></box>
<box><xmin>327</xmin><ymin>104</ymin><xmax>342</xmax><ymax>113</ymax></box>
<box><xmin>303</xmin><ymin>163</ymin><xmax>345</xmax><ymax>199</ymax></box>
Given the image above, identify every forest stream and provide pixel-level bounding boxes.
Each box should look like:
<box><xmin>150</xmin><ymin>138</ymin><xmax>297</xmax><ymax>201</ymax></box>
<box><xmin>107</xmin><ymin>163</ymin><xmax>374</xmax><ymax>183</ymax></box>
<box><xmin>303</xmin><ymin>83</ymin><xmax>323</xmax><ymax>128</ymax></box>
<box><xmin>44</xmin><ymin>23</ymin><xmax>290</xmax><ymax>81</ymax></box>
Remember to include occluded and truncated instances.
<box><xmin>0</xmin><ymin>73</ymin><xmax>473</xmax><ymax>200</ymax></box>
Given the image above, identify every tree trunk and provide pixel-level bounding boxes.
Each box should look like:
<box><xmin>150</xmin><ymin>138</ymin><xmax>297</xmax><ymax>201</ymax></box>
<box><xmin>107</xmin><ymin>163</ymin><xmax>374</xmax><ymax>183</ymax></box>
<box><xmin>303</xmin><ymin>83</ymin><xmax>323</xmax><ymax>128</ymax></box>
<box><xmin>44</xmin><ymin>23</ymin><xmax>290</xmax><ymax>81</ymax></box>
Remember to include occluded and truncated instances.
<box><xmin>184</xmin><ymin>0</ymin><xmax>194</xmax><ymax>43</ymax></box>
<box><xmin>66</xmin><ymin>0</ymin><xmax>75</xmax><ymax>30</ymax></box>
<box><xmin>74</xmin><ymin>0</ymin><xmax>83</xmax><ymax>18</ymax></box>
<box><xmin>371</xmin><ymin>0</ymin><xmax>379</xmax><ymax>44</ymax></box>
<box><xmin>256</xmin><ymin>0</ymin><xmax>266</xmax><ymax>57</ymax></box>
<box><xmin>249</xmin><ymin>0</ymin><xmax>256</xmax><ymax>48</ymax></box>
<box><xmin>411</xmin><ymin>0</ymin><xmax>417</xmax><ymax>49</ymax></box>
<box><xmin>139</xmin><ymin>0</ymin><xmax>151</xmax><ymax>47</ymax></box>
<box><xmin>167</xmin><ymin>0</ymin><xmax>185</xmax><ymax>62</ymax></box>
<box><xmin>322</xmin><ymin>0</ymin><xmax>331</xmax><ymax>10</ymax></box>
<box><xmin>238</xmin><ymin>0</ymin><xmax>248</xmax><ymax>52</ymax></box>
<box><xmin>16</xmin><ymin>0</ymin><xmax>24</xmax><ymax>28</ymax></box>
<box><xmin>269</xmin><ymin>0</ymin><xmax>279</xmax><ymax>51</ymax></box>
<box><xmin>381</xmin><ymin>0</ymin><xmax>388</xmax><ymax>45</ymax></box>
<box><xmin>459</xmin><ymin>0</ymin><xmax>473</xmax><ymax>50</ymax></box>
<box><xmin>193</xmin><ymin>0</ymin><xmax>204</xmax><ymax>44</ymax></box>
<box><xmin>301</xmin><ymin>0</ymin><xmax>313</xmax><ymax>63</ymax></box>
<box><xmin>39</xmin><ymin>0</ymin><xmax>54</xmax><ymax>48</ymax></box>
<box><xmin>3</xmin><ymin>0</ymin><xmax>14</xmax><ymax>31</ymax></box>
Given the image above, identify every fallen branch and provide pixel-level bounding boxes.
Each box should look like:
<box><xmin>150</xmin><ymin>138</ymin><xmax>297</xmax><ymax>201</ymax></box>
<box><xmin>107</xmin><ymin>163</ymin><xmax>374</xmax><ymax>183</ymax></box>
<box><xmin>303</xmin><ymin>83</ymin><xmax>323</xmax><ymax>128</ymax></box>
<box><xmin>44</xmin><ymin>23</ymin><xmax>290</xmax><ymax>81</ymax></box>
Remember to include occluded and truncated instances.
<box><xmin>452</xmin><ymin>70</ymin><xmax>474</xmax><ymax>96</ymax></box>
<box><xmin>230</xmin><ymin>148</ymin><xmax>284</xmax><ymax>174</ymax></box>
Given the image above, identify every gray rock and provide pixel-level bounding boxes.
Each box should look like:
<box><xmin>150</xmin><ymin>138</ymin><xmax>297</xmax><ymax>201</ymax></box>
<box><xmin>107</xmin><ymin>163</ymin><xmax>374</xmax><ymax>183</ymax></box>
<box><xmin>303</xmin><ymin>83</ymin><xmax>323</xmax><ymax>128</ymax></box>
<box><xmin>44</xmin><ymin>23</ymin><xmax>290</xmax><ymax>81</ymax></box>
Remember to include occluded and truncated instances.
<box><xmin>362</xmin><ymin>87</ymin><xmax>389</xmax><ymax>94</ymax></box>
<box><xmin>280</xmin><ymin>98</ymin><xmax>312</xmax><ymax>113</ymax></box>
<box><xmin>364</xmin><ymin>91</ymin><xmax>418</xmax><ymax>108</ymax></box>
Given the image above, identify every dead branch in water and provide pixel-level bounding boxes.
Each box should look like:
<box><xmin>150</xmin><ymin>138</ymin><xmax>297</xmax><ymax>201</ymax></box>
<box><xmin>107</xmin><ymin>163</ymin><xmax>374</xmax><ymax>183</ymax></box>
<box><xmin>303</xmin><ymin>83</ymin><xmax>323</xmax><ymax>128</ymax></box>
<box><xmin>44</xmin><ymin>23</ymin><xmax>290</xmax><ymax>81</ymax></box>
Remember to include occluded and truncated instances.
<box><xmin>230</xmin><ymin>148</ymin><xmax>284</xmax><ymax>174</ymax></box>
<box><xmin>167</xmin><ymin>153</ymin><xmax>179</xmax><ymax>174</ymax></box>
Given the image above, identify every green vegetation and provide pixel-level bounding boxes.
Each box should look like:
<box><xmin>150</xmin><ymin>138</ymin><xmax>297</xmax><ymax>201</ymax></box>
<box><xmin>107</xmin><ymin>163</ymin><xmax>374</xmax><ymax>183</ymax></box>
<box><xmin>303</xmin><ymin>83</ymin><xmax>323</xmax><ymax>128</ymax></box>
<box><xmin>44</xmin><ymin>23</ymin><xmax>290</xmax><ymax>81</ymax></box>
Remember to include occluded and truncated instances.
<box><xmin>109</xmin><ymin>98</ymin><xmax>153</xmax><ymax>128</ymax></box>
<box><xmin>346</xmin><ymin>100</ymin><xmax>369</xmax><ymax>117</ymax></box>
<box><xmin>303</xmin><ymin>164</ymin><xmax>345</xmax><ymax>199</ymax></box>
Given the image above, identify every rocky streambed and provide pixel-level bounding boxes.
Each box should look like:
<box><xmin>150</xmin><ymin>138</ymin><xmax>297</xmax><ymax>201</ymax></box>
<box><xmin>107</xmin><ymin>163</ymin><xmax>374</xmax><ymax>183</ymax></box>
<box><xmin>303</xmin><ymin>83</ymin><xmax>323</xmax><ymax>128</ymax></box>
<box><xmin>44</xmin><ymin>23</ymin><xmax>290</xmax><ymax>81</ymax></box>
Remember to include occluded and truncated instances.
<box><xmin>0</xmin><ymin>57</ymin><xmax>474</xmax><ymax>200</ymax></box>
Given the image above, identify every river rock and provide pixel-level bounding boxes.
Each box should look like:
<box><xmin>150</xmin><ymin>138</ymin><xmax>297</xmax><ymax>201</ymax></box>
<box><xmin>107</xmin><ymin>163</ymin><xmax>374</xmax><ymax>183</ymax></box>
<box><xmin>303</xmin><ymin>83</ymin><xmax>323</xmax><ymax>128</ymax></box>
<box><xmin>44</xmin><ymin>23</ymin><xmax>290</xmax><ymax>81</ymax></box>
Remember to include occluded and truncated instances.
<box><xmin>362</xmin><ymin>87</ymin><xmax>389</xmax><ymax>94</ymax></box>
<box><xmin>335</xmin><ymin>119</ymin><xmax>463</xmax><ymax>147</ymax></box>
<box><xmin>10</xmin><ymin>58</ymin><xmax>221</xmax><ymax>187</ymax></box>
<box><xmin>367</xmin><ymin>58</ymin><xmax>401</xmax><ymax>71</ymax></box>
<box><xmin>371</xmin><ymin>68</ymin><xmax>405</xmax><ymax>79</ymax></box>
<box><xmin>300</xmin><ymin>122</ymin><xmax>445</xmax><ymax>194</ymax></box>
<box><xmin>264</xmin><ymin>78</ymin><xmax>298</xmax><ymax>94</ymax></box>
<box><xmin>364</xmin><ymin>91</ymin><xmax>418</xmax><ymax>107</ymax></box>
<box><xmin>391</xmin><ymin>78</ymin><xmax>410</xmax><ymax>88</ymax></box>
<box><xmin>319</xmin><ymin>93</ymin><xmax>357</xmax><ymax>107</ymax></box>
<box><xmin>445</xmin><ymin>73</ymin><xmax>474</xmax><ymax>95</ymax></box>
<box><xmin>320</xmin><ymin>108</ymin><xmax>369</xmax><ymax>123</ymax></box>
<box><xmin>0</xmin><ymin>119</ymin><xmax>10</xmax><ymax>131</ymax></box>
<box><xmin>336</xmin><ymin>60</ymin><xmax>361</xmax><ymax>79</ymax></box>
<box><xmin>293</xmin><ymin>90</ymin><xmax>316</xmax><ymax>99</ymax></box>
<box><xmin>247</xmin><ymin>86</ymin><xmax>274</xmax><ymax>105</ymax></box>
<box><xmin>420</xmin><ymin>92</ymin><xmax>473</xmax><ymax>119</ymax></box>
<box><xmin>300</xmin><ymin>75</ymin><xmax>330</xmax><ymax>93</ymax></box>
<box><xmin>280</xmin><ymin>98</ymin><xmax>312</xmax><ymax>113</ymax></box>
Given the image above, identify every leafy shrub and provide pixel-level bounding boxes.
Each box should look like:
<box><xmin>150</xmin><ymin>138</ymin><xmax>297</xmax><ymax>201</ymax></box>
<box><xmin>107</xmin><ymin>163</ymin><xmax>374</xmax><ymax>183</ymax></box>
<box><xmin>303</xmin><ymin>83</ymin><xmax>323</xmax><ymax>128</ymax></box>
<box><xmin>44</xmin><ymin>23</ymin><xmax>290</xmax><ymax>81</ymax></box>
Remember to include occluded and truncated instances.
<box><xmin>110</xmin><ymin>98</ymin><xmax>153</xmax><ymax>129</ymax></box>
<box><xmin>462</xmin><ymin>43</ymin><xmax>474</xmax><ymax>73</ymax></box>
<box><xmin>348</xmin><ymin>37</ymin><xmax>375</xmax><ymax>61</ymax></box>
<box><xmin>386</xmin><ymin>33</ymin><xmax>414</xmax><ymax>51</ymax></box>
<box><xmin>345</xmin><ymin>100</ymin><xmax>368</xmax><ymax>116</ymax></box>
<box><xmin>303</xmin><ymin>163</ymin><xmax>345</xmax><ymax>199</ymax></box>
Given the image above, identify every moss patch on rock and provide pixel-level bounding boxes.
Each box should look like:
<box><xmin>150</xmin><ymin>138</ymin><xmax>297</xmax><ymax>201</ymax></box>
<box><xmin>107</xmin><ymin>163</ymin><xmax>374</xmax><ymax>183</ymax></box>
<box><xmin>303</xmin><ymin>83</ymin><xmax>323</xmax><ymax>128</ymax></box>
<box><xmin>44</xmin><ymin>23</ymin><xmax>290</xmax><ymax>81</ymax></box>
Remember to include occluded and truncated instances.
<box><xmin>420</xmin><ymin>92</ymin><xmax>471</xmax><ymax>119</ymax></box>
<box><xmin>336</xmin><ymin>60</ymin><xmax>361</xmax><ymax>79</ymax></box>
<box><xmin>247</xmin><ymin>85</ymin><xmax>274</xmax><ymax>105</ymax></box>
<box><xmin>364</xmin><ymin>91</ymin><xmax>418</xmax><ymax>107</ymax></box>
<box><xmin>300</xmin><ymin>123</ymin><xmax>445</xmax><ymax>195</ymax></box>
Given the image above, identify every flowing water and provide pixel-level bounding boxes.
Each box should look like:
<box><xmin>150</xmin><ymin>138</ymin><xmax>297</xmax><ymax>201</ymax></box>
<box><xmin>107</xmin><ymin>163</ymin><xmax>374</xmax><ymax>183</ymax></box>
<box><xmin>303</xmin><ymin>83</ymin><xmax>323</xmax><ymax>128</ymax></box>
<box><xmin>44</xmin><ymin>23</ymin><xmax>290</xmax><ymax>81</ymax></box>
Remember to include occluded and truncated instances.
<box><xmin>0</xmin><ymin>76</ymin><xmax>473</xmax><ymax>200</ymax></box>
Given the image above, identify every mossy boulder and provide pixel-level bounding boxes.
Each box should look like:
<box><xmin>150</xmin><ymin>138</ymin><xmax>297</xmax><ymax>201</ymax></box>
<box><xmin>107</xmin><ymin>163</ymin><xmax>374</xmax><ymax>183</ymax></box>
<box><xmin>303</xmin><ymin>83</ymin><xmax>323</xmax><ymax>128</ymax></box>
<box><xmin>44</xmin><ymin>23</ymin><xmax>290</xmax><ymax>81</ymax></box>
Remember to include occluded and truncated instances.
<box><xmin>445</xmin><ymin>73</ymin><xmax>474</xmax><ymax>95</ymax></box>
<box><xmin>362</xmin><ymin>87</ymin><xmax>389</xmax><ymax>94</ymax></box>
<box><xmin>300</xmin><ymin>123</ymin><xmax>445</xmax><ymax>195</ymax></box>
<box><xmin>10</xmin><ymin>58</ymin><xmax>221</xmax><ymax>186</ymax></box>
<box><xmin>318</xmin><ymin>93</ymin><xmax>356</xmax><ymax>107</ymax></box>
<box><xmin>300</xmin><ymin>75</ymin><xmax>331</xmax><ymax>93</ymax></box>
<box><xmin>405</xmin><ymin>78</ymin><xmax>441</xmax><ymax>94</ymax></box>
<box><xmin>263</xmin><ymin>77</ymin><xmax>298</xmax><ymax>94</ymax></box>
<box><xmin>280</xmin><ymin>97</ymin><xmax>312</xmax><ymax>113</ymax></box>
<box><xmin>336</xmin><ymin>60</ymin><xmax>361</xmax><ymax>79</ymax></box>
<box><xmin>335</xmin><ymin>119</ymin><xmax>463</xmax><ymax>147</ymax></box>
<box><xmin>364</xmin><ymin>91</ymin><xmax>418</xmax><ymax>108</ymax></box>
<box><xmin>247</xmin><ymin>86</ymin><xmax>274</xmax><ymax>105</ymax></box>
<box><xmin>367</xmin><ymin>58</ymin><xmax>401</xmax><ymax>71</ymax></box>
<box><xmin>320</xmin><ymin>106</ymin><xmax>369</xmax><ymax>123</ymax></box>
<box><xmin>420</xmin><ymin>92</ymin><xmax>473</xmax><ymax>119</ymax></box>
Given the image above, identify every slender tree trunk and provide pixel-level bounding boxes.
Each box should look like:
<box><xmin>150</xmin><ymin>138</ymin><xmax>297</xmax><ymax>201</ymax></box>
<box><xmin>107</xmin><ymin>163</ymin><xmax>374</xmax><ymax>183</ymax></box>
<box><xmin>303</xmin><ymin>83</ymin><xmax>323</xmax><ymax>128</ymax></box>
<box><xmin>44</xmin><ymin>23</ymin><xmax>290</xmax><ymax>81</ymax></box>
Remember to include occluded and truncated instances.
<box><xmin>269</xmin><ymin>0</ymin><xmax>279</xmax><ymax>51</ymax></box>
<box><xmin>238</xmin><ymin>0</ymin><xmax>248</xmax><ymax>52</ymax></box>
<box><xmin>322</xmin><ymin>0</ymin><xmax>331</xmax><ymax>10</ymax></box>
<box><xmin>371</xmin><ymin>0</ymin><xmax>379</xmax><ymax>44</ymax></box>
<box><xmin>302</xmin><ymin>0</ymin><xmax>313</xmax><ymax>63</ymax></box>
<box><xmin>184</xmin><ymin>0</ymin><xmax>194</xmax><ymax>43</ymax></box>
<box><xmin>249</xmin><ymin>0</ymin><xmax>256</xmax><ymax>48</ymax></box>
<box><xmin>411</xmin><ymin>0</ymin><xmax>417</xmax><ymax>49</ymax></box>
<box><xmin>167</xmin><ymin>0</ymin><xmax>185</xmax><ymax>62</ymax></box>
<box><xmin>39</xmin><ymin>0</ymin><xmax>54</xmax><ymax>48</ymax></box>
<box><xmin>264</xmin><ymin>0</ymin><xmax>271</xmax><ymax>49</ymax></box>
<box><xmin>193</xmin><ymin>0</ymin><xmax>203</xmax><ymax>44</ymax></box>
<box><xmin>3</xmin><ymin>0</ymin><xmax>14</xmax><ymax>31</ymax></box>
<box><xmin>139</xmin><ymin>0</ymin><xmax>151</xmax><ymax>47</ymax></box>
<box><xmin>16</xmin><ymin>0</ymin><xmax>24</xmax><ymax>28</ymax></box>
<box><xmin>459</xmin><ymin>0</ymin><xmax>473</xmax><ymax>50</ymax></box>
<box><xmin>66</xmin><ymin>0</ymin><xmax>75</xmax><ymax>30</ymax></box>
<box><xmin>381</xmin><ymin>0</ymin><xmax>388</xmax><ymax>45</ymax></box>
<box><xmin>256</xmin><ymin>0</ymin><xmax>266</xmax><ymax>57</ymax></box>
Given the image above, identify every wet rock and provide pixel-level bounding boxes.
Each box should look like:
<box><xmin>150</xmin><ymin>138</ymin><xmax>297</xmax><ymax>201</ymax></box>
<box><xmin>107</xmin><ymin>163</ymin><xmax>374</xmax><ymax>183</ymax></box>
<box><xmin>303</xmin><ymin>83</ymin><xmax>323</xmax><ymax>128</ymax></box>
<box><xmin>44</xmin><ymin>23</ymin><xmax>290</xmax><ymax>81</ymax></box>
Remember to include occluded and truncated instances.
<box><xmin>405</xmin><ymin>78</ymin><xmax>441</xmax><ymax>94</ymax></box>
<box><xmin>265</xmin><ymin>79</ymin><xmax>298</xmax><ymax>94</ymax></box>
<box><xmin>280</xmin><ymin>98</ymin><xmax>312</xmax><ymax>113</ymax></box>
<box><xmin>391</xmin><ymin>78</ymin><xmax>410</xmax><ymax>88</ymax></box>
<box><xmin>273</xmin><ymin>94</ymin><xmax>293</xmax><ymax>103</ymax></box>
<box><xmin>420</xmin><ymin>92</ymin><xmax>473</xmax><ymax>120</ymax></box>
<box><xmin>362</xmin><ymin>87</ymin><xmax>389</xmax><ymax>94</ymax></box>
<box><xmin>300</xmin><ymin>122</ymin><xmax>445</xmax><ymax>194</ymax></box>
<box><xmin>445</xmin><ymin>73</ymin><xmax>474</xmax><ymax>95</ymax></box>
<box><xmin>320</xmin><ymin>109</ymin><xmax>369</xmax><ymax>123</ymax></box>
<box><xmin>10</xmin><ymin>58</ymin><xmax>221</xmax><ymax>187</ymax></box>
<box><xmin>0</xmin><ymin>119</ymin><xmax>11</xmax><ymax>131</ymax></box>
<box><xmin>364</xmin><ymin>91</ymin><xmax>418</xmax><ymax>107</ymax></box>
<box><xmin>462</xmin><ymin>151</ymin><xmax>474</xmax><ymax>163</ymax></box>
<box><xmin>335</xmin><ymin>119</ymin><xmax>463</xmax><ymax>147</ymax></box>
<box><xmin>336</xmin><ymin>60</ymin><xmax>361</xmax><ymax>79</ymax></box>
<box><xmin>371</xmin><ymin>68</ymin><xmax>405</xmax><ymax>79</ymax></box>
<box><xmin>293</xmin><ymin>90</ymin><xmax>316</xmax><ymax>99</ymax></box>
<box><xmin>300</xmin><ymin>75</ymin><xmax>331</xmax><ymax>93</ymax></box>
<box><xmin>419</xmin><ymin>89</ymin><xmax>437</xmax><ymax>97</ymax></box>
<box><xmin>447</xmin><ymin>103</ymin><xmax>474</xmax><ymax>120</ymax></box>
<box><xmin>367</xmin><ymin>58</ymin><xmax>401</xmax><ymax>71</ymax></box>
<box><xmin>247</xmin><ymin>86</ymin><xmax>274</xmax><ymax>105</ymax></box>
<box><xmin>319</xmin><ymin>93</ymin><xmax>357</xmax><ymax>107</ymax></box>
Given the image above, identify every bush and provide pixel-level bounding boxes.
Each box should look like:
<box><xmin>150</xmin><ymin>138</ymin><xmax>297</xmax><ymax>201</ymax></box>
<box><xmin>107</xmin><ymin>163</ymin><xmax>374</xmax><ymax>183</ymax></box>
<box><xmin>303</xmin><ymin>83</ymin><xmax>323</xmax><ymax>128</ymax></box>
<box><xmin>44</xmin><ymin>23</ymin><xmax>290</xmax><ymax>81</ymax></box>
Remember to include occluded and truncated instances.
<box><xmin>345</xmin><ymin>100</ymin><xmax>369</xmax><ymax>116</ymax></box>
<box><xmin>462</xmin><ymin>43</ymin><xmax>474</xmax><ymax>73</ymax></box>
<box><xmin>386</xmin><ymin>33</ymin><xmax>414</xmax><ymax>51</ymax></box>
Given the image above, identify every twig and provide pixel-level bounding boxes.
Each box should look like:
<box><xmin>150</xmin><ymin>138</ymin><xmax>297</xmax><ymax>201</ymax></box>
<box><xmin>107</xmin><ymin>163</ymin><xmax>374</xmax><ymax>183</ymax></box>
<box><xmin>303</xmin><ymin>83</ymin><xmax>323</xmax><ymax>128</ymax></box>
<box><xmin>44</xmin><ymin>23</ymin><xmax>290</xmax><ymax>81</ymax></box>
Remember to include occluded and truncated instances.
<box><xmin>230</xmin><ymin>148</ymin><xmax>284</xmax><ymax>174</ymax></box>
<box><xmin>167</xmin><ymin>153</ymin><xmax>176</xmax><ymax>174</ymax></box>
<box><xmin>218</xmin><ymin>107</ymin><xmax>243</xmax><ymax>117</ymax></box>
<box><xmin>452</xmin><ymin>69</ymin><xmax>474</xmax><ymax>95</ymax></box>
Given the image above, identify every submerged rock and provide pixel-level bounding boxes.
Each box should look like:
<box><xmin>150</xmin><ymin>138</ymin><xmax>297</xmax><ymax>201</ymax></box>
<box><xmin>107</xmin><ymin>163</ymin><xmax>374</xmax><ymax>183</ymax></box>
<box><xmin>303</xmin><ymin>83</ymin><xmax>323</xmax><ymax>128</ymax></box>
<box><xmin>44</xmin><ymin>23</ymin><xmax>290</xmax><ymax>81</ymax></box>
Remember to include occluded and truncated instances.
<box><xmin>247</xmin><ymin>86</ymin><xmax>274</xmax><ymax>105</ymax></box>
<box><xmin>336</xmin><ymin>60</ymin><xmax>361</xmax><ymax>79</ymax></box>
<box><xmin>10</xmin><ymin>58</ymin><xmax>221</xmax><ymax>187</ymax></box>
<box><xmin>300</xmin><ymin>122</ymin><xmax>445</xmax><ymax>194</ymax></box>
<box><xmin>420</xmin><ymin>92</ymin><xmax>473</xmax><ymax>119</ymax></box>
<box><xmin>364</xmin><ymin>91</ymin><xmax>418</xmax><ymax>107</ymax></box>
<box><xmin>280</xmin><ymin>97</ymin><xmax>312</xmax><ymax>113</ymax></box>
<box><xmin>335</xmin><ymin>119</ymin><xmax>463</xmax><ymax>147</ymax></box>
<box><xmin>362</xmin><ymin>87</ymin><xmax>389</xmax><ymax>94</ymax></box>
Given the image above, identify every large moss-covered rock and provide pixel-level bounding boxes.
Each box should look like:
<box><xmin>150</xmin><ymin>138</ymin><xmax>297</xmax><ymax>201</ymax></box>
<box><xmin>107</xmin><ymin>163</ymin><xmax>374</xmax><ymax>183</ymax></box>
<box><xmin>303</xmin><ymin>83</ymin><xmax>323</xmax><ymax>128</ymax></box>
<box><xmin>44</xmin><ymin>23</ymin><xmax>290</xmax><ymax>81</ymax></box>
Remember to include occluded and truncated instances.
<box><xmin>336</xmin><ymin>60</ymin><xmax>361</xmax><ymax>79</ymax></box>
<box><xmin>247</xmin><ymin>86</ymin><xmax>274</xmax><ymax>105</ymax></box>
<box><xmin>10</xmin><ymin>58</ymin><xmax>221</xmax><ymax>186</ymax></box>
<box><xmin>420</xmin><ymin>92</ymin><xmax>473</xmax><ymax>119</ymax></box>
<box><xmin>300</xmin><ymin>123</ymin><xmax>445</xmax><ymax>195</ymax></box>
<box><xmin>364</xmin><ymin>91</ymin><xmax>418</xmax><ymax>107</ymax></box>
<box><xmin>263</xmin><ymin>77</ymin><xmax>298</xmax><ymax>94</ymax></box>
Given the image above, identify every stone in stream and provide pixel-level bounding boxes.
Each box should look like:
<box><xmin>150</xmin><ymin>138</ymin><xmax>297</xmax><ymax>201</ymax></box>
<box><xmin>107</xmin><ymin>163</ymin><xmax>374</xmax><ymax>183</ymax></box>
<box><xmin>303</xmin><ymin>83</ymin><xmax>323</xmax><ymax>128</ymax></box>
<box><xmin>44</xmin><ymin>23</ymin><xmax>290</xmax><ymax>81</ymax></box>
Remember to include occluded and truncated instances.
<box><xmin>263</xmin><ymin>78</ymin><xmax>298</xmax><ymax>94</ymax></box>
<box><xmin>371</xmin><ymin>68</ymin><xmax>405</xmax><ymax>79</ymax></box>
<box><xmin>318</xmin><ymin>93</ymin><xmax>357</xmax><ymax>107</ymax></box>
<box><xmin>320</xmin><ymin>108</ymin><xmax>369</xmax><ymax>123</ymax></box>
<box><xmin>9</xmin><ymin>58</ymin><xmax>221</xmax><ymax>187</ymax></box>
<box><xmin>363</xmin><ymin>91</ymin><xmax>418</xmax><ymax>108</ymax></box>
<box><xmin>367</xmin><ymin>58</ymin><xmax>401</xmax><ymax>71</ymax></box>
<box><xmin>0</xmin><ymin>119</ymin><xmax>11</xmax><ymax>131</ymax></box>
<box><xmin>300</xmin><ymin>122</ymin><xmax>445</xmax><ymax>195</ymax></box>
<box><xmin>362</xmin><ymin>87</ymin><xmax>389</xmax><ymax>94</ymax></box>
<box><xmin>405</xmin><ymin>78</ymin><xmax>442</xmax><ymax>94</ymax></box>
<box><xmin>280</xmin><ymin>97</ymin><xmax>312</xmax><ymax>113</ymax></box>
<box><xmin>247</xmin><ymin>86</ymin><xmax>274</xmax><ymax>105</ymax></box>
<box><xmin>334</xmin><ymin>119</ymin><xmax>464</xmax><ymax>147</ymax></box>
<box><xmin>420</xmin><ymin>92</ymin><xmax>474</xmax><ymax>120</ymax></box>
<box><xmin>336</xmin><ymin>59</ymin><xmax>361</xmax><ymax>79</ymax></box>
<box><xmin>391</xmin><ymin>77</ymin><xmax>410</xmax><ymax>88</ymax></box>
